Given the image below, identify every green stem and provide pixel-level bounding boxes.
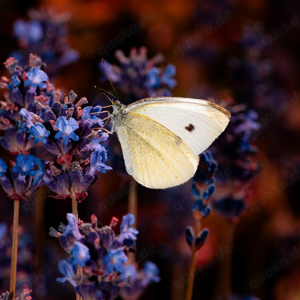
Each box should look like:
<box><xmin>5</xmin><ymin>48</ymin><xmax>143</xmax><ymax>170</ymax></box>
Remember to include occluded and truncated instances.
<box><xmin>224</xmin><ymin>222</ymin><xmax>233</xmax><ymax>300</ymax></box>
<box><xmin>70</xmin><ymin>187</ymin><xmax>82</xmax><ymax>300</ymax></box>
<box><xmin>128</xmin><ymin>179</ymin><xmax>137</xmax><ymax>264</ymax></box>
<box><xmin>10</xmin><ymin>200</ymin><xmax>20</xmax><ymax>300</ymax></box>
<box><xmin>185</xmin><ymin>219</ymin><xmax>201</xmax><ymax>300</ymax></box>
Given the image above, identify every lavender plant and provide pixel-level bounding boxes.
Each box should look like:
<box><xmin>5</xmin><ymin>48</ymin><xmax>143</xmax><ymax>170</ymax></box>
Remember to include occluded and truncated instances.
<box><xmin>0</xmin><ymin>54</ymin><xmax>111</xmax><ymax>298</ymax></box>
<box><xmin>185</xmin><ymin>151</ymin><xmax>217</xmax><ymax>300</ymax></box>
<box><xmin>212</xmin><ymin>105</ymin><xmax>261</xmax><ymax>223</ymax></box>
<box><xmin>12</xmin><ymin>8</ymin><xmax>79</xmax><ymax>77</ymax></box>
<box><xmin>50</xmin><ymin>213</ymin><xmax>160</xmax><ymax>300</ymax></box>
<box><xmin>99</xmin><ymin>46</ymin><xmax>176</xmax><ymax>103</ymax></box>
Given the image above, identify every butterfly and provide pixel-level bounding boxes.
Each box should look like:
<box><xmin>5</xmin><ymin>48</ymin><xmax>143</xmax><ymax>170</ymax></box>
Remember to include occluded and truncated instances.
<box><xmin>107</xmin><ymin>96</ymin><xmax>230</xmax><ymax>189</ymax></box>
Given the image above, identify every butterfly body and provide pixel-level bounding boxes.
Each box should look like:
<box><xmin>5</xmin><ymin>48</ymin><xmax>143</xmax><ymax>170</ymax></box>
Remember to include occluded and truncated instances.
<box><xmin>110</xmin><ymin>97</ymin><xmax>230</xmax><ymax>189</ymax></box>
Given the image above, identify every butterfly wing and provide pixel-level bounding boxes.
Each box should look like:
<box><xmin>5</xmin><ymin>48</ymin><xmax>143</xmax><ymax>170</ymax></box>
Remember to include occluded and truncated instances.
<box><xmin>124</xmin><ymin>97</ymin><xmax>230</xmax><ymax>155</ymax></box>
<box><xmin>116</xmin><ymin>113</ymin><xmax>199</xmax><ymax>189</ymax></box>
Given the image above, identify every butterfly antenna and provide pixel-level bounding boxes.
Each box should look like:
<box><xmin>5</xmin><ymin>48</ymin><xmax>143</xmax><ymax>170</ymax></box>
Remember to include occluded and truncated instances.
<box><xmin>93</xmin><ymin>90</ymin><xmax>114</xmax><ymax>106</ymax></box>
<box><xmin>94</xmin><ymin>86</ymin><xmax>117</xmax><ymax>102</ymax></box>
<box><xmin>101</xmin><ymin>58</ymin><xmax>119</xmax><ymax>101</ymax></box>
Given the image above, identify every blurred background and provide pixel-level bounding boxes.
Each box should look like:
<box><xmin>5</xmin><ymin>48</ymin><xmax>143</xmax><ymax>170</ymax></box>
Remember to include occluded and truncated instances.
<box><xmin>1</xmin><ymin>0</ymin><xmax>300</xmax><ymax>299</ymax></box>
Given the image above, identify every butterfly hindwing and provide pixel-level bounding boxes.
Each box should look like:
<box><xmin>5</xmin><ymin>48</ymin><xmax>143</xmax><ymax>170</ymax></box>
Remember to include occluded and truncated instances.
<box><xmin>116</xmin><ymin>113</ymin><xmax>199</xmax><ymax>189</ymax></box>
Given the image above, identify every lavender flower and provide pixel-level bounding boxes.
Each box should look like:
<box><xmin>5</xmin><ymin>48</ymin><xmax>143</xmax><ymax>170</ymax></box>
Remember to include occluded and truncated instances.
<box><xmin>13</xmin><ymin>8</ymin><xmax>79</xmax><ymax>76</ymax></box>
<box><xmin>212</xmin><ymin>105</ymin><xmax>261</xmax><ymax>222</ymax></box>
<box><xmin>120</xmin><ymin>262</ymin><xmax>160</xmax><ymax>300</ymax></box>
<box><xmin>89</xmin><ymin>148</ymin><xmax>112</xmax><ymax>175</ymax></box>
<box><xmin>52</xmin><ymin>213</ymin><xmax>159</xmax><ymax>300</ymax></box>
<box><xmin>56</xmin><ymin>260</ymin><xmax>76</xmax><ymax>287</ymax></box>
<box><xmin>0</xmin><ymin>154</ymin><xmax>44</xmax><ymax>201</ymax></box>
<box><xmin>185</xmin><ymin>151</ymin><xmax>217</xmax><ymax>250</ymax></box>
<box><xmin>0</xmin><ymin>158</ymin><xmax>7</xmax><ymax>176</ymax></box>
<box><xmin>100</xmin><ymin>47</ymin><xmax>176</xmax><ymax>102</ymax></box>
<box><xmin>54</xmin><ymin>116</ymin><xmax>79</xmax><ymax>145</ymax></box>
<box><xmin>82</xmin><ymin>105</ymin><xmax>104</xmax><ymax>126</ymax></box>
<box><xmin>29</xmin><ymin>123</ymin><xmax>49</xmax><ymax>144</ymax></box>
<box><xmin>24</xmin><ymin>67</ymin><xmax>48</xmax><ymax>88</ymax></box>
<box><xmin>119</xmin><ymin>214</ymin><xmax>139</xmax><ymax>241</ymax></box>
<box><xmin>12</xmin><ymin>154</ymin><xmax>35</xmax><ymax>176</ymax></box>
<box><xmin>103</xmin><ymin>249</ymin><xmax>128</xmax><ymax>273</ymax></box>
<box><xmin>70</xmin><ymin>241</ymin><xmax>91</xmax><ymax>267</ymax></box>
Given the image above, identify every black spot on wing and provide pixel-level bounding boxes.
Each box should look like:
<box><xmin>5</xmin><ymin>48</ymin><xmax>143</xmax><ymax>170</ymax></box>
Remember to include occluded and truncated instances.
<box><xmin>185</xmin><ymin>124</ymin><xmax>195</xmax><ymax>132</ymax></box>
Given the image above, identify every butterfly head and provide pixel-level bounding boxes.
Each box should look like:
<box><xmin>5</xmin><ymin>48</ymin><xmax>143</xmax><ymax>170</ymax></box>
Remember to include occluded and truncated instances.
<box><xmin>112</xmin><ymin>100</ymin><xmax>123</xmax><ymax>114</ymax></box>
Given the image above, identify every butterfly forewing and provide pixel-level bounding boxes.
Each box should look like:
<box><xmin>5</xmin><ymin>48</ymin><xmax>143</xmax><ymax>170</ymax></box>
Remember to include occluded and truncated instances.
<box><xmin>125</xmin><ymin>97</ymin><xmax>230</xmax><ymax>156</ymax></box>
<box><xmin>116</xmin><ymin>113</ymin><xmax>199</xmax><ymax>189</ymax></box>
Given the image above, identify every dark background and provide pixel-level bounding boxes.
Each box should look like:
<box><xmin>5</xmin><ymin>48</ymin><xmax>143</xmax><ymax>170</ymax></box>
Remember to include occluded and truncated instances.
<box><xmin>1</xmin><ymin>0</ymin><xmax>300</xmax><ymax>299</ymax></box>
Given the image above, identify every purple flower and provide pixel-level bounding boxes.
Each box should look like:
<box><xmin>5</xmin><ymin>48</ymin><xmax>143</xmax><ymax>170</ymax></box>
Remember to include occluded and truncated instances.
<box><xmin>28</xmin><ymin>156</ymin><xmax>45</xmax><ymax>185</ymax></box>
<box><xmin>120</xmin><ymin>214</ymin><xmax>139</xmax><ymax>241</ymax></box>
<box><xmin>87</xmin><ymin>134</ymin><xmax>109</xmax><ymax>152</ymax></box>
<box><xmin>7</xmin><ymin>75</ymin><xmax>21</xmax><ymax>90</ymax></box>
<box><xmin>103</xmin><ymin>249</ymin><xmax>128</xmax><ymax>274</ymax></box>
<box><xmin>57</xmin><ymin>260</ymin><xmax>76</xmax><ymax>287</ymax></box>
<box><xmin>24</xmin><ymin>67</ymin><xmax>48</xmax><ymax>88</ymax></box>
<box><xmin>185</xmin><ymin>227</ymin><xmax>209</xmax><ymax>250</ymax></box>
<box><xmin>142</xmin><ymin>262</ymin><xmax>160</xmax><ymax>284</ymax></box>
<box><xmin>0</xmin><ymin>158</ymin><xmax>7</xmax><ymax>177</ymax></box>
<box><xmin>82</xmin><ymin>105</ymin><xmax>104</xmax><ymax>126</ymax></box>
<box><xmin>54</xmin><ymin>116</ymin><xmax>79</xmax><ymax>145</ymax></box>
<box><xmin>19</xmin><ymin>108</ymin><xmax>34</xmax><ymax>132</ymax></box>
<box><xmin>70</xmin><ymin>241</ymin><xmax>91</xmax><ymax>267</ymax></box>
<box><xmin>100</xmin><ymin>47</ymin><xmax>176</xmax><ymax>100</ymax></box>
<box><xmin>0</xmin><ymin>127</ymin><xmax>34</xmax><ymax>153</ymax></box>
<box><xmin>161</xmin><ymin>64</ymin><xmax>177</xmax><ymax>88</ymax></box>
<box><xmin>120</xmin><ymin>264</ymin><xmax>138</xmax><ymax>282</ymax></box>
<box><xmin>30</xmin><ymin>123</ymin><xmax>49</xmax><ymax>144</ymax></box>
<box><xmin>14</xmin><ymin>20</ymin><xmax>43</xmax><ymax>44</ymax></box>
<box><xmin>64</xmin><ymin>213</ymin><xmax>82</xmax><ymax>240</ymax></box>
<box><xmin>146</xmin><ymin>68</ymin><xmax>160</xmax><ymax>89</ymax></box>
<box><xmin>192</xmin><ymin>200</ymin><xmax>211</xmax><ymax>217</ymax></box>
<box><xmin>89</xmin><ymin>148</ymin><xmax>112</xmax><ymax>175</ymax></box>
<box><xmin>120</xmin><ymin>262</ymin><xmax>160</xmax><ymax>299</ymax></box>
<box><xmin>12</xmin><ymin>154</ymin><xmax>35</xmax><ymax>176</ymax></box>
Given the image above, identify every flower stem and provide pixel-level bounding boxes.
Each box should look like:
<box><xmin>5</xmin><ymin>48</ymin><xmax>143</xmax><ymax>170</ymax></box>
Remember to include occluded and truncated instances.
<box><xmin>185</xmin><ymin>219</ymin><xmax>201</xmax><ymax>300</ymax></box>
<box><xmin>224</xmin><ymin>222</ymin><xmax>234</xmax><ymax>300</ymax></box>
<box><xmin>128</xmin><ymin>179</ymin><xmax>137</xmax><ymax>264</ymax></box>
<box><xmin>10</xmin><ymin>200</ymin><xmax>20</xmax><ymax>300</ymax></box>
<box><xmin>70</xmin><ymin>187</ymin><xmax>82</xmax><ymax>300</ymax></box>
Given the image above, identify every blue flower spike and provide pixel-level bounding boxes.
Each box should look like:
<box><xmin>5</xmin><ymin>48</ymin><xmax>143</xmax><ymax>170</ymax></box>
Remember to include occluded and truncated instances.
<box><xmin>64</xmin><ymin>213</ymin><xmax>82</xmax><ymax>240</ymax></box>
<box><xmin>103</xmin><ymin>249</ymin><xmax>128</xmax><ymax>274</ymax></box>
<box><xmin>70</xmin><ymin>241</ymin><xmax>91</xmax><ymax>267</ymax></box>
<box><xmin>57</xmin><ymin>260</ymin><xmax>76</xmax><ymax>287</ymax></box>
<box><xmin>7</xmin><ymin>75</ymin><xmax>21</xmax><ymax>90</ymax></box>
<box><xmin>19</xmin><ymin>108</ymin><xmax>34</xmax><ymax>131</ymax></box>
<box><xmin>30</xmin><ymin>123</ymin><xmax>50</xmax><ymax>144</ymax></box>
<box><xmin>89</xmin><ymin>148</ymin><xmax>112</xmax><ymax>175</ymax></box>
<box><xmin>82</xmin><ymin>105</ymin><xmax>104</xmax><ymax>126</ymax></box>
<box><xmin>120</xmin><ymin>214</ymin><xmax>139</xmax><ymax>241</ymax></box>
<box><xmin>12</xmin><ymin>154</ymin><xmax>35</xmax><ymax>176</ymax></box>
<box><xmin>54</xmin><ymin>116</ymin><xmax>79</xmax><ymax>145</ymax></box>
<box><xmin>143</xmin><ymin>261</ymin><xmax>160</xmax><ymax>283</ymax></box>
<box><xmin>52</xmin><ymin>213</ymin><xmax>160</xmax><ymax>298</ymax></box>
<box><xmin>0</xmin><ymin>158</ymin><xmax>7</xmax><ymax>177</ymax></box>
<box><xmin>24</xmin><ymin>67</ymin><xmax>49</xmax><ymax>88</ymax></box>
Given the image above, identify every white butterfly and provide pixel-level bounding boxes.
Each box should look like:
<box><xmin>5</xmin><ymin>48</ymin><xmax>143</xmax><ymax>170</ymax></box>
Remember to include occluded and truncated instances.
<box><xmin>109</xmin><ymin>97</ymin><xmax>230</xmax><ymax>189</ymax></box>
